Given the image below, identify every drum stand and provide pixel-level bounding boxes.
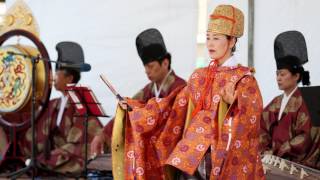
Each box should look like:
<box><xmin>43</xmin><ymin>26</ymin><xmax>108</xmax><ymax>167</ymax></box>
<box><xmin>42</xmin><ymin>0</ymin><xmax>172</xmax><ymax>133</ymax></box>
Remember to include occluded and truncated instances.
<box><xmin>6</xmin><ymin>51</ymin><xmax>107</xmax><ymax>179</ymax></box>
<box><xmin>0</xmin><ymin>30</ymin><xmax>52</xmax><ymax>179</ymax></box>
<box><xmin>8</xmin><ymin>54</ymin><xmax>41</xmax><ymax>180</ymax></box>
<box><xmin>6</xmin><ymin>52</ymin><xmax>61</xmax><ymax>179</ymax></box>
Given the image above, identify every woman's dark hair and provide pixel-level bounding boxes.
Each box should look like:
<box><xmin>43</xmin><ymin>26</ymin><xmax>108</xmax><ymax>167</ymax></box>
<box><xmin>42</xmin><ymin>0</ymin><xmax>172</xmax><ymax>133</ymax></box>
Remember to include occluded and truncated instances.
<box><xmin>288</xmin><ymin>66</ymin><xmax>310</xmax><ymax>86</ymax></box>
<box><xmin>278</xmin><ymin>55</ymin><xmax>310</xmax><ymax>86</ymax></box>
<box><xmin>301</xmin><ymin>70</ymin><xmax>310</xmax><ymax>86</ymax></box>
<box><xmin>226</xmin><ymin>36</ymin><xmax>237</xmax><ymax>53</ymax></box>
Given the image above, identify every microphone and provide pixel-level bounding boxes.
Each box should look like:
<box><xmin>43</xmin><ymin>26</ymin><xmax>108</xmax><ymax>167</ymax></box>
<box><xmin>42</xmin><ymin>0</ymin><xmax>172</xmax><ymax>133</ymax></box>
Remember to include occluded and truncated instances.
<box><xmin>57</xmin><ymin>62</ymin><xmax>91</xmax><ymax>72</ymax></box>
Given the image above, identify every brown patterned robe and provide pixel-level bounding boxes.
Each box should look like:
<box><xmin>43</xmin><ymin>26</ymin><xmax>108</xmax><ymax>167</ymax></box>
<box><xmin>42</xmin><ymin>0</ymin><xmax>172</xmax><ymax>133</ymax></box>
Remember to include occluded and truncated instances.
<box><xmin>0</xmin><ymin>97</ymin><xmax>103</xmax><ymax>173</ymax></box>
<box><xmin>260</xmin><ymin>89</ymin><xmax>313</xmax><ymax>165</ymax></box>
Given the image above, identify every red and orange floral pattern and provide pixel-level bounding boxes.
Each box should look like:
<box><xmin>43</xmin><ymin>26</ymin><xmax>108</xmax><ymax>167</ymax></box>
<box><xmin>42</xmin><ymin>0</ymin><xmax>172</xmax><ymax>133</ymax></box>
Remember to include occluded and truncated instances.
<box><xmin>113</xmin><ymin>65</ymin><xmax>265</xmax><ymax>180</ymax></box>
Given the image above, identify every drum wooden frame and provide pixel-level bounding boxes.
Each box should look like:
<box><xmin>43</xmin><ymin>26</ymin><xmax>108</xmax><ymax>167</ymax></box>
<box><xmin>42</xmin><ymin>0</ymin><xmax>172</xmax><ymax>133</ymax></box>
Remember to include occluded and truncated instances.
<box><xmin>0</xmin><ymin>29</ymin><xmax>52</xmax><ymax>131</ymax></box>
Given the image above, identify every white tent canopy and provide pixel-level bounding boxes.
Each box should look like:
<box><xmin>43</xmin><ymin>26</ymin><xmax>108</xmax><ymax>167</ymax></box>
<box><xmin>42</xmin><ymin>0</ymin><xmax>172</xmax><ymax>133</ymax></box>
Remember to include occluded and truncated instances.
<box><xmin>4</xmin><ymin>0</ymin><xmax>320</xmax><ymax>124</ymax></box>
<box><xmin>5</xmin><ymin>0</ymin><xmax>197</xmax><ymax>124</ymax></box>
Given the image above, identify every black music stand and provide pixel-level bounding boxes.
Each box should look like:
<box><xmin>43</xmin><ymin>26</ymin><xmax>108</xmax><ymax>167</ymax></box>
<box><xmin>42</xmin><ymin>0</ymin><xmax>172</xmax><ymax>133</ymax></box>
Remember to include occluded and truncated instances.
<box><xmin>5</xmin><ymin>52</ymin><xmax>81</xmax><ymax>179</ymax></box>
<box><xmin>66</xmin><ymin>84</ymin><xmax>109</xmax><ymax>178</ymax></box>
<box><xmin>6</xmin><ymin>54</ymin><xmax>41</xmax><ymax>179</ymax></box>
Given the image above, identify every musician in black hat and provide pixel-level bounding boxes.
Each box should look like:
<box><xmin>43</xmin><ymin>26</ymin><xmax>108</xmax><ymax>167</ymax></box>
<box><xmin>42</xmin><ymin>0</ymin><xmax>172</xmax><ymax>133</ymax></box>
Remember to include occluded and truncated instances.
<box><xmin>16</xmin><ymin>41</ymin><xmax>103</xmax><ymax>173</ymax></box>
<box><xmin>260</xmin><ymin>31</ymin><xmax>313</xmax><ymax>165</ymax></box>
<box><xmin>90</xmin><ymin>28</ymin><xmax>186</xmax><ymax>156</ymax></box>
<box><xmin>134</xmin><ymin>28</ymin><xmax>186</xmax><ymax>101</ymax></box>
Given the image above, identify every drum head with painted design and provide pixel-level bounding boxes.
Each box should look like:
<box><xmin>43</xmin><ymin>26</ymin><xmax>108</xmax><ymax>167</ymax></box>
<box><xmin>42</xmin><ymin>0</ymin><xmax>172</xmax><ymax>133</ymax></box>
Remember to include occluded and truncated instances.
<box><xmin>0</xmin><ymin>46</ymin><xmax>32</xmax><ymax>113</ymax></box>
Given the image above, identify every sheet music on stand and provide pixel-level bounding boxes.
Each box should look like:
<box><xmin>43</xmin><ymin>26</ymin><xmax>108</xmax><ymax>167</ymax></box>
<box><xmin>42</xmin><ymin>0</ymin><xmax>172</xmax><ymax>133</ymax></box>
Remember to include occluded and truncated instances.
<box><xmin>66</xmin><ymin>84</ymin><xmax>109</xmax><ymax>117</ymax></box>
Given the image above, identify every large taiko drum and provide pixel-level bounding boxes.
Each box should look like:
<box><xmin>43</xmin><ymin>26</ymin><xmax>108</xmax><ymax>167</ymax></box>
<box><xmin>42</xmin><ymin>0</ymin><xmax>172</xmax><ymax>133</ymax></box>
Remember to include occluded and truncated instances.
<box><xmin>0</xmin><ymin>30</ymin><xmax>52</xmax><ymax>131</ymax></box>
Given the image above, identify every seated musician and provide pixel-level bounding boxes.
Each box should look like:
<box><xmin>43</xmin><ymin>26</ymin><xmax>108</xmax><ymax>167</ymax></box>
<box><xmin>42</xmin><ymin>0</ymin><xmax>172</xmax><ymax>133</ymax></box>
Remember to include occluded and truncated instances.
<box><xmin>260</xmin><ymin>31</ymin><xmax>312</xmax><ymax>165</ymax></box>
<box><xmin>90</xmin><ymin>28</ymin><xmax>186</xmax><ymax>156</ymax></box>
<box><xmin>0</xmin><ymin>42</ymin><xmax>102</xmax><ymax>173</ymax></box>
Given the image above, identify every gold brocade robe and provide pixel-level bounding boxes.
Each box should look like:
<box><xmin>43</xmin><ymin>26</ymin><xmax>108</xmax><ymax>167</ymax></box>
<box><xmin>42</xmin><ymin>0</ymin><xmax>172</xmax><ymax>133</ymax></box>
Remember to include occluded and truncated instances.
<box><xmin>112</xmin><ymin>65</ymin><xmax>265</xmax><ymax>180</ymax></box>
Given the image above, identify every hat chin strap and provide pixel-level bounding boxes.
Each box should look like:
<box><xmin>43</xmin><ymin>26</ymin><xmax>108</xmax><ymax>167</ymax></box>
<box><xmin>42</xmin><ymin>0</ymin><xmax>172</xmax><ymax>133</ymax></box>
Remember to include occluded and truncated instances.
<box><xmin>212</xmin><ymin>40</ymin><xmax>231</xmax><ymax>65</ymax></box>
<box><xmin>191</xmin><ymin>39</ymin><xmax>232</xmax><ymax>118</ymax></box>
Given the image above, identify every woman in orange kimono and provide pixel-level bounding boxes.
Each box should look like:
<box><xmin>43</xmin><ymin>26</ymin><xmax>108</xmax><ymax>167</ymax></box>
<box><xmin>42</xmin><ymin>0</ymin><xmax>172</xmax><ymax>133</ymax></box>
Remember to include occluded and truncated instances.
<box><xmin>165</xmin><ymin>5</ymin><xmax>264</xmax><ymax>179</ymax></box>
<box><xmin>112</xmin><ymin>4</ymin><xmax>264</xmax><ymax>180</ymax></box>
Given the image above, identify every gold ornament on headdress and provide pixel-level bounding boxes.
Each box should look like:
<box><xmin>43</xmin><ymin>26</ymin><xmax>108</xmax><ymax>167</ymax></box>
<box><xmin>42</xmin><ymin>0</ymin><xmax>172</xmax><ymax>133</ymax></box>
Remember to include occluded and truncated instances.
<box><xmin>0</xmin><ymin>0</ymin><xmax>40</xmax><ymax>38</ymax></box>
<box><xmin>208</xmin><ymin>4</ymin><xmax>244</xmax><ymax>38</ymax></box>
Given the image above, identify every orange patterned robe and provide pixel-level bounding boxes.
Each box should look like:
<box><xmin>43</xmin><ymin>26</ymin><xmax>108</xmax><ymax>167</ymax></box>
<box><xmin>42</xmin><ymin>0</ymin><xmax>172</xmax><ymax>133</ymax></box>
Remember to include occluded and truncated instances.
<box><xmin>112</xmin><ymin>65</ymin><xmax>265</xmax><ymax>180</ymax></box>
<box><xmin>104</xmin><ymin>71</ymin><xmax>186</xmax><ymax>152</ymax></box>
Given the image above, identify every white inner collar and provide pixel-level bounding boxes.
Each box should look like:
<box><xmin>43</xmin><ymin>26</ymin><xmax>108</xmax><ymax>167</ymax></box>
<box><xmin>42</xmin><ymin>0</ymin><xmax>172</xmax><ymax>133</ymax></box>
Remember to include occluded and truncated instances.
<box><xmin>56</xmin><ymin>95</ymin><xmax>69</xmax><ymax>126</ymax></box>
<box><xmin>278</xmin><ymin>86</ymin><xmax>298</xmax><ymax>120</ymax></box>
<box><xmin>153</xmin><ymin>69</ymin><xmax>173</xmax><ymax>98</ymax></box>
<box><xmin>221</xmin><ymin>56</ymin><xmax>237</xmax><ymax>67</ymax></box>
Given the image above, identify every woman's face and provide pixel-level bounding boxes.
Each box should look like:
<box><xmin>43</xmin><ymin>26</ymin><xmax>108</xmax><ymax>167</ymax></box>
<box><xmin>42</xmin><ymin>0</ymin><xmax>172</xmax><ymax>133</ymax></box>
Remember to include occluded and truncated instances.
<box><xmin>206</xmin><ymin>32</ymin><xmax>235</xmax><ymax>64</ymax></box>
<box><xmin>276</xmin><ymin>69</ymin><xmax>299</xmax><ymax>91</ymax></box>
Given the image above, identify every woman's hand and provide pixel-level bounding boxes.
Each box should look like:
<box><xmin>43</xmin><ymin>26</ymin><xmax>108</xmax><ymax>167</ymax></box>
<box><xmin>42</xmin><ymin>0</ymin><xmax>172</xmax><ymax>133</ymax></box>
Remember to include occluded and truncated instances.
<box><xmin>220</xmin><ymin>82</ymin><xmax>237</xmax><ymax>104</ymax></box>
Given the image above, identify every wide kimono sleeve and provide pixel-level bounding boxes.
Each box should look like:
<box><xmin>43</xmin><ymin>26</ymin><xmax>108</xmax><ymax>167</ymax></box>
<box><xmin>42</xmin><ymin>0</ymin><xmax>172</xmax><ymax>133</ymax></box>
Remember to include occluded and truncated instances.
<box><xmin>259</xmin><ymin>99</ymin><xmax>277</xmax><ymax>153</ymax></box>
<box><xmin>277</xmin><ymin>102</ymin><xmax>312</xmax><ymax>157</ymax></box>
<box><xmin>37</xmin><ymin>116</ymin><xmax>103</xmax><ymax>173</ymax></box>
<box><xmin>112</xmin><ymin>85</ymin><xmax>189</xmax><ymax>180</ymax></box>
<box><xmin>218</xmin><ymin>75</ymin><xmax>265</xmax><ymax>179</ymax></box>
